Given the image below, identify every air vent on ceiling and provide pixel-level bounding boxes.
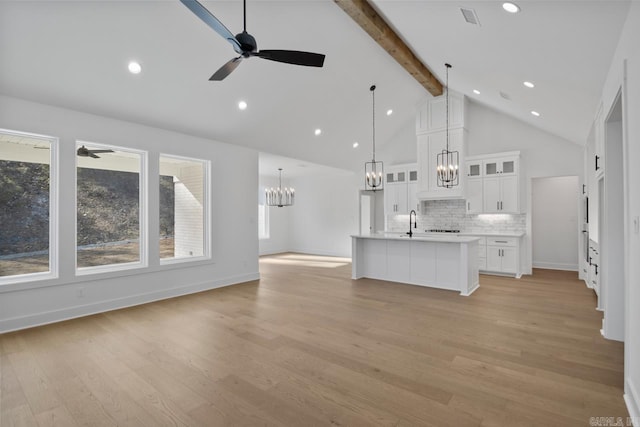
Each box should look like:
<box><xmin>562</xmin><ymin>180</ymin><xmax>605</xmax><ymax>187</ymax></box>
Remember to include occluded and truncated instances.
<box><xmin>460</xmin><ymin>8</ymin><xmax>481</xmax><ymax>26</ymax></box>
<box><xmin>500</xmin><ymin>91</ymin><xmax>511</xmax><ymax>100</ymax></box>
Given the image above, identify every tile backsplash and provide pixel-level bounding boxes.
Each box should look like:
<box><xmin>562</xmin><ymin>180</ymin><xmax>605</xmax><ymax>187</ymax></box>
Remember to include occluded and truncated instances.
<box><xmin>386</xmin><ymin>199</ymin><xmax>526</xmax><ymax>234</ymax></box>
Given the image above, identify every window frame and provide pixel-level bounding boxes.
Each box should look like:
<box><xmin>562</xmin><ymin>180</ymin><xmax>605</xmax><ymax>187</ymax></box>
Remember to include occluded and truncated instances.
<box><xmin>75</xmin><ymin>140</ymin><xmax>148</xmax><ymax>276</ymax></box>
<box><xmin>158</xmin><ymin>153</ymin><xmax>211</xmax><ymax>266</ymax></box>
<box><xmin>0</xmin><ymin>128</ymin><xmax>59</xmax><ymax>286</ymax></box>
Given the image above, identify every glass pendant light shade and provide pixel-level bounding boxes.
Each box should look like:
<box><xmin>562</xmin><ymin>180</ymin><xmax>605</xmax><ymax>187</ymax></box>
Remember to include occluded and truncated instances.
<box><xmin>436</xmin><ymin>63</ymin><xmax>460</xmax><ymax>188</ymax></box>
<box><xmin>265</xmin><ymin>168</ymin><xmax>294</xmax><ymax>207</ymax></box>
<box><xmin>364</xmin><ymin>84</ymin><xmax>384</xmax><ymax>191</ymax></box>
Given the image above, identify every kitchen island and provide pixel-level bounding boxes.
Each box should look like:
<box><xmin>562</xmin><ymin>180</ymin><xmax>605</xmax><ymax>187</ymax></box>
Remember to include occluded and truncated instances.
<box><xmin>351</xmin><ymin>234</ymin><xmax>479</xmax><ymax>296</ymax></box>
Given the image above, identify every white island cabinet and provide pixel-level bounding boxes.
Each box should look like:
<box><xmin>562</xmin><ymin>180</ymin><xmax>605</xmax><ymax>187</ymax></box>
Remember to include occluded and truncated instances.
<box><xmin>351</xmin><ymin>235</ymin><xmax>479</xmax><ymax>296</ymax></box>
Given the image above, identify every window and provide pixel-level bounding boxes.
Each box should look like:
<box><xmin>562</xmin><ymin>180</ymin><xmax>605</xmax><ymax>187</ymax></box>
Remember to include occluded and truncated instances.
<box><xmin>76</xmin><ymin>142</ymin><xmax>145</xmax><ymax>271</ymax></box>
<box><xmin>0</xmin><ymin>129</ymin><xmax>57</xmax><ymax>283</ymax></box>
<box><xmin>159</xmin><ymin>154</ymin><xmax>209</xmax><ymax>262</ymax></box>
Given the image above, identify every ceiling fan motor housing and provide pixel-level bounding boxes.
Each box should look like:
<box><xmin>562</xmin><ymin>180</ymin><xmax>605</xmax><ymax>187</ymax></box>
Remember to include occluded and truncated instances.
<box><xmin>236</xmin><ymin>31</ymin><xmax>257</xmax><ymax>53</ymax></box>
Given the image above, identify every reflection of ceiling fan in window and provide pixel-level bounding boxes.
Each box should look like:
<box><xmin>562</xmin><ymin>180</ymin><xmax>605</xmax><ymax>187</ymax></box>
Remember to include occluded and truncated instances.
<box><xmin>77</xmin><ymin>145</ymin><xmax>114</xmax><ymax>159</ymax></box>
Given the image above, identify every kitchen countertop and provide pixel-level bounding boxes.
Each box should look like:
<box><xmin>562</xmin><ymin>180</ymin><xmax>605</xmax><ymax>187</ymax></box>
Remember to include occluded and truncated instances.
<box><xmin>352</xmin><ymin>234</ymin><xmax>480</xmax><ymax>243</ymax></box>
<box><xmin>379</xmin><ymin>231</ymin><xmax>525</xmax><ymax>238</ymax></box>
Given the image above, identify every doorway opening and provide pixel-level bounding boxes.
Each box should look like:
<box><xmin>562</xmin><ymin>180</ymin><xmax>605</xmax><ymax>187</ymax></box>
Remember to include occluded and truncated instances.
<box><xmin>359</xmin><ymin>190</ymin><xmax>384</xmax><ymax>235</ymax></box>
<box><xmin>600</xmin><ymin>89</ymin><xmax>625</xmax><ymax>341</ymax></box>
<box><xmin>531</xmin><ymin>176</ymin><xmax>580</xmax><ymax>271</ymax></box>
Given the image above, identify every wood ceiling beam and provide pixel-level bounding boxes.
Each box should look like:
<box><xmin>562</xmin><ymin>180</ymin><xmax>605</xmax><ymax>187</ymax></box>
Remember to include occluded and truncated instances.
<box><xmin>334</xmin><ymin>0</ymin><xmax>443</xmax><ymax>96</ymax></box>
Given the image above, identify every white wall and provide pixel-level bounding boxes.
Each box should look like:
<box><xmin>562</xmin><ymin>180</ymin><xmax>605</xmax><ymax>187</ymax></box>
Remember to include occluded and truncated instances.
<box><xmin>531</xmin><ymin>176</ymin><xmax>579</xmax><ymax>271</ymax></box>
<box><xmin>596</xmin><ymin>2</ymin><xmax>640</xmax><ymax>420</ymax></box>
<box><xmin>289</xmin><ymin>173</ymin><xmax>360</xmax><ymax>258</ymax></box>
<box><xmin>378</xmin><ymin>118</ymin><xmax>418</xmax><ymax>165</ymax></box>
<box><xmin>466</xmin><ymin>101</ymin><xmax>584</xmax><ymax>274</ymax></box>
<box><xmin>258</xmin><ymin>175</ymin><xmax>291</xmax><ymax>256</ymax></box>
<box><xmin>0</xmin><ymin>95</ymin><xmax>260</xmax><ymax>333</ymax></box>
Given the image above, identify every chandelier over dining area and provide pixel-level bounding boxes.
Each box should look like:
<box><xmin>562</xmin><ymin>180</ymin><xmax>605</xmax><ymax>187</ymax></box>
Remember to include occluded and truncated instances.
<box><xmin>265</xmin><ymin>168</ymin><xmax>294</xmax><ymax>207</ymax></box>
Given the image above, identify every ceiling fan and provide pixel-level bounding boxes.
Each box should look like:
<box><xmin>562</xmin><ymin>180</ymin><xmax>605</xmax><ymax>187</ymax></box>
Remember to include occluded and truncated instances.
<box><xmin>77</xmin><ymin>145</ymin><xmax>114</xmax><ymax>159</ymax></box>
<box><xmin>180</xmin><ymin>0</ymin><xmax>326</xmax><ymax>81</ymax></box>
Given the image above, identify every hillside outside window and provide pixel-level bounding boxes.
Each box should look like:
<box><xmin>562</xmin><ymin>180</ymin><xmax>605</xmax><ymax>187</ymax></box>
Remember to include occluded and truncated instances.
<box><xmin>0</xmin><ymin>129</ymin><xmax>58</xmax><ymax>284</ymax></box>
<box><xmin>76</xmin><ymin>141</ymin><xmax>146</xmax><ymax>272</ymax></box>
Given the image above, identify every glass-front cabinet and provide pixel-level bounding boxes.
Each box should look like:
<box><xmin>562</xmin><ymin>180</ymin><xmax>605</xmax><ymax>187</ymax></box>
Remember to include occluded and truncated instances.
<box><xmin>484</xmin><ymin>157</ymin><xmax>518</xmax><ymax>176</ymax></box>
<box><xmin>466</xmin><ymin>160</ymin><xmax>482</xmax><ymax>177</ymax></box>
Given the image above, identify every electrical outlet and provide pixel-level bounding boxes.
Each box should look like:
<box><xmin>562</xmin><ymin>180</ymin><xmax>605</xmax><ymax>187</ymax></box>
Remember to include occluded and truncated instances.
<box><xmin>76</xmin><ymin>287</ymin><xmax>84</xmax><ymax>298</ymax></box>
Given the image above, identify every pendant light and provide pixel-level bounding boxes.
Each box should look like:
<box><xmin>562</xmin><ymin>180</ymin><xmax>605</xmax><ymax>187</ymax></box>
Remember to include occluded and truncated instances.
<box><xmin>365</xmin><ymin>84</ymin><xmax>383</xmax><ymax>191</ymax></box>
<box><xmin>436</xmin><ymin>63</ymin><xmax>459</xmax><ymax>188</ymax></box>
<box><xmin>265</xmin><ymin>168</ymin><xmax>294</xmax><ymax>207</ymax></box>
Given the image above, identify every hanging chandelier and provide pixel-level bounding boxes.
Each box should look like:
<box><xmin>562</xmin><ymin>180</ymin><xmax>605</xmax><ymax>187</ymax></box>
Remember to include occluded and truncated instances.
<box><xmin>265</xmin><ymin>168</ymin><xmax>294</xmax><ymax>207</ymax></box>
<box><xmin>365</xmin><ymin>84</ymin><xmax>384</xmax><ymax>191</ymax></box>
<box><xmin>436</xmin><ymin>63</ymin><xmax>459</xmax><ymax>188</ymax></box>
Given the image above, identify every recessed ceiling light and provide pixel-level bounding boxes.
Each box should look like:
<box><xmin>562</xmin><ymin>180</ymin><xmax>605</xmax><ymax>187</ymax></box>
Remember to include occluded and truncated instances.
<box><xmin>353</xmin><ymin>142</ymin><xmax>359</xmax><ymax>148</ymax></box>
<box><xmin>238</xmin><ymin>100</ymin><xmax>247</xmax><ymax>110</ymax></box>
<box><xmin>314</xmin><ymin>128</ymin><xmax>322</xmax><ymax>136</ymax></box>
<box><xmin>502</xmin><ymin>2</ymin><xmax>520</xmax><ymax>13</ymax></box>
<box><xmin>531</xmin><ymin>110</ymin><xmax>540</xmax><ymax>117</ymax></box>
<box><xmin>473</xmin><ymin>89</ymin><xmax>481</xmax><ymax>95</ymax></box>
<box><xmin>523</xmin><ymin>81</ymin><xmax>535</xmax><ymax>88</ymax></box>
<box><xmin>386</xmin><ymin>109</ymin><xmax>393</xmax><ymax>116</ymax></box>
<box><xmin>128</xmin><ymin>61</ymin><xmax>142</xmax><ymax>74</ymax></box>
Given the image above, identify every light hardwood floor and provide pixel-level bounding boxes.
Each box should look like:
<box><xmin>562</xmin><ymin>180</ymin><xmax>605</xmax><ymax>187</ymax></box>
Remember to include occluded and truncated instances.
<box><xmin>1</xmin><ymin>253</ymin><xmax>628</xmax><ymax>426</ymax></box>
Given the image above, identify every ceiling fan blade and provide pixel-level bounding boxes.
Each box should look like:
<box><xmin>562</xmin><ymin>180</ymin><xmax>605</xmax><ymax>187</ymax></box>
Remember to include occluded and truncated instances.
<box><xmin>180</xmin><ymin>0</ymin><xmax>242</xmax><ymax>54</ymax></box>
<box><xmin>254</xmin><ymin>50</ymin><xmax>325</xmax><ymax>67</ymax></box>
<box><xmin>210</xmin><ymin>56</ymin><xmax>243</xmax><ymax>81</ymax></box>
<box><xmin>89</xmin><ymin>149</ymin><xmax>114</xmax><ymax>154</ymax></box>
<box><xmin>89</xmin><ymin>153</ymin><xmax>100</xmax><ymax>159</ymax></box>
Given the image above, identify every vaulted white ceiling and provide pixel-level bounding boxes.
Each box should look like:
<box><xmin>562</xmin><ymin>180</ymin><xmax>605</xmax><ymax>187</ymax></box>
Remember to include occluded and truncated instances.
<box><xmin>0</xmin><ymin>1</ymin><xmax>630</xmax><ymax>173</ymax></box>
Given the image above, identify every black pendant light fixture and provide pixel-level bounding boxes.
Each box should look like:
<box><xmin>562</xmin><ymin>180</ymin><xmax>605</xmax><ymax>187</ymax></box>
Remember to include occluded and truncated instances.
<box><xmin>365</xmin><ymin>84</ymin><xmax>383</xmax><ymax>191</ymax></box>
<box><xmin>436</xmin><ymin>63</ymin><xmax>459</xmax><ymax>188</ymax></box>
<box><xmin>265</xmin><ymin>168</ymin><xmax>294</xmax><ymax>207</ymax></box>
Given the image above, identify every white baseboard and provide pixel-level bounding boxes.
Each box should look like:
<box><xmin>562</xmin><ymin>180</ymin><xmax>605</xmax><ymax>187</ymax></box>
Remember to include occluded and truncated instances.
<box><xmin>461</xmin><ymin>283</ymin><xmax>480</xmax><ymax>296</ymax></box>
<box><xmin>532</xmin><ymin>261</ymin><xmax>578</xmax><ymax>271</ymax></box>
<box><xmin>289</xmin><ymin>247</ymin><xmax>352</xmax><ymax>259</ymax></box>
<box><xmin>625</xmin><ymin>378</ymin><xmax>640</xmax><ymax>426</ymax></box>
<box><xmin>259</xmin><ymin>249</ymin><xmax>289</xmax><ymax>256</ymax></box>
<box><xmin>0</xmin><ymin>272</ymin><xmax>259</xmax><ymax>333</ymax></box>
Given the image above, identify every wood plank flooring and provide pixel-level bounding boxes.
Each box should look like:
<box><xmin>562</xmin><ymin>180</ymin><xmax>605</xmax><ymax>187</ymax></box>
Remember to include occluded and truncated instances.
<box><xmin>1</xmin><ymin>253</ymin><xmax>628</xmax><ymax>426</ymax></box>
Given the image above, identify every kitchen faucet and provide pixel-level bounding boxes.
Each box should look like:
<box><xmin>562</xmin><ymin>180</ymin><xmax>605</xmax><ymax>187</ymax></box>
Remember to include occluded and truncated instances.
<box><xmin>407</xmin><ymin>210</ymin><xmax>417</xmax><ymax>237</ymax></box>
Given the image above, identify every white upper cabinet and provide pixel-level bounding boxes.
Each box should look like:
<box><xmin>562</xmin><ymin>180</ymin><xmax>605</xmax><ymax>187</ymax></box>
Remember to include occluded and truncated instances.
<box><xmin>465</xmin><ymin>178</ymin><xmax>483</xmax><ymax>214</ymax></box>
<box><xmin>416</xmin><ymin>91</ymin><xmax>467</xmax><ymax>134</ymax></box>
<box><xmin>466</xmin><ymin>152</ymin><xmax>521</xmax><ymax>214</ymax></box>
<box><xmin>385</xmin><ymin>170</ymin><xmax>407</xmax><ymax>184</ymax></box>
<box><xmin>483</xmin><ymin>175</ymin><xmax>518</xmax><ymax>213</ymax></box>
<box><xmin>466</xmin><ymin>159</ymin><xmax>483</xmax><ymax>178</ymax></box>
<box><xmin>484</xmin><ymin>156</ymin><xmax>517</xmax><ymax>176</ymax></box>
<box><xmin>416</xmin><ymin>129</ymin><xmax>466</xmax><ymax>200</ymax></box>
<box><xmin>384</xmin><ymin>164</ymin><xmax>419</xmax><ymax>215</ymax></box>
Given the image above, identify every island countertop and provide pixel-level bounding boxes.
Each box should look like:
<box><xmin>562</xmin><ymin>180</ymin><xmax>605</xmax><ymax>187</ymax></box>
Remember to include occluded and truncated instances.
<box><xmin>351</xmin><ymin>233</ymin><xmax>480</xmax><ymax>243</ymax></box>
